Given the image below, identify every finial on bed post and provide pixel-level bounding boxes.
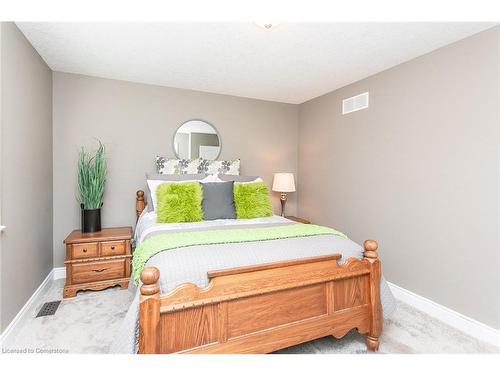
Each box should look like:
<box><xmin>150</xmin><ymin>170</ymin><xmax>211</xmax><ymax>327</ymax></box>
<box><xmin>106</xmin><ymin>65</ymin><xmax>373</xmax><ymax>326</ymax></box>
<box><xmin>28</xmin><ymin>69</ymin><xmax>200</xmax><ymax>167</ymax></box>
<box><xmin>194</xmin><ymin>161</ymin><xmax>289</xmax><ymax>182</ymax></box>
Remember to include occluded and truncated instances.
<box><xmin>363</xmin><ymin>239</ymin><xmax>382</xmax><ymax>352</ymax></box>
<box><xmin>136</xmin><ymin>190</ymin><xmax>145</xmax><ymax>219</ymax></box>
<box><xmin>140</xmin><ymin>267</ymin><xmax>160</xmax><ymax>297</ymax></box>
<box><xmin>363</xmin><ymin>240</ymin><xmax>378</xmax><ymax>262</ymax></box>
<box><xmin>139</xmin><ymin>267</ymin><xmax>160</xmax><ymax>354</ymax></box>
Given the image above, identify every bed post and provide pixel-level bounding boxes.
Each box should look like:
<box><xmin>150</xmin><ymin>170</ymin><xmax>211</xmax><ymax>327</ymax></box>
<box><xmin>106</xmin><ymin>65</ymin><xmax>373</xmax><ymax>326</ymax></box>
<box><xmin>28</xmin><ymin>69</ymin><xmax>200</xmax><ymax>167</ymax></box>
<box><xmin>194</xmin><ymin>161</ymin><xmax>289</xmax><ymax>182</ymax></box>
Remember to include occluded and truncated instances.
<box><xmin>363</xmin><ymin>240</ymin><xmax>382</xmax><ymax>351</ymax></box>
<box><xmin>136</xmin><ymin>190</ymin><xmax>146</xmax><ymax>220</ymax></box>
<box><xmin>139</xmin><ymin>267</ymin><xmax>160</xmax><ymax>354</ymax></box>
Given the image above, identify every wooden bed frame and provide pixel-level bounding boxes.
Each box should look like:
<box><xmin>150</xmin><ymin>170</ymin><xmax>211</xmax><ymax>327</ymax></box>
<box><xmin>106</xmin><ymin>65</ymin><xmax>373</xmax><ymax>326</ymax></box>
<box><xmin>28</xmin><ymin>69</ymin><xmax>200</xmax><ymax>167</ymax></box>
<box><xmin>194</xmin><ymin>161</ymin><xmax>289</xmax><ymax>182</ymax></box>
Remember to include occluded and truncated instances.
<box><xmin>135</xmin><ymin>190</ymin><xmax>382</xmax><ymax>354</ymax></box>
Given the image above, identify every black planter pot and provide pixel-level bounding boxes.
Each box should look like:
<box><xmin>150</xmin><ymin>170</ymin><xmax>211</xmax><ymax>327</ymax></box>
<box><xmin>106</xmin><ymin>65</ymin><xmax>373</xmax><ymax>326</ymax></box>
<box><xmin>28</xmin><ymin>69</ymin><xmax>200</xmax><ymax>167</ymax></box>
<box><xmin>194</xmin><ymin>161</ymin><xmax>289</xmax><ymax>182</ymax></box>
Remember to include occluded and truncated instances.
<box><xmin>81</xmin><ymin>204</ymin><xmax>102</xmax><ymax>233</ymax></box>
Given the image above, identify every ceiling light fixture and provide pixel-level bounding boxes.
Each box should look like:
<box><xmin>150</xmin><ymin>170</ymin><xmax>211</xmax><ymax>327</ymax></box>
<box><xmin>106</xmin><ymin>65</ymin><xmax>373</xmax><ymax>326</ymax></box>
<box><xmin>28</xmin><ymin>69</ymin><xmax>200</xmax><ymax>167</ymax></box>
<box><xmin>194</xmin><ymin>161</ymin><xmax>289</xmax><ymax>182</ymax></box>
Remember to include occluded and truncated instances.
<box><xmin>255</xmin><ymin>21</ymin><xmax>281</xmax><ymax>30</ymax></box>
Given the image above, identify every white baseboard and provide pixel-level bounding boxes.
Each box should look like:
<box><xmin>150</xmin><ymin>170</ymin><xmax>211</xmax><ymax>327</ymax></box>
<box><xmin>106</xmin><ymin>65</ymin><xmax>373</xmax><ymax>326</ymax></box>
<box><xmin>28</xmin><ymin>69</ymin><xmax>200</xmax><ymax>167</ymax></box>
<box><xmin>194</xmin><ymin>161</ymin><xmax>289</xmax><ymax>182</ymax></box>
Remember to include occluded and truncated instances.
<box><xmin>388</xmin><ymin>282</ymin><xmax>500</xmax><ymax>348</ymax></box>
<box><xmin>0</xmin><ymin>268</ymin><xmax>55</xmax><ymax>348</ymax></box>
<box><xmin>53</xmin><ymin>266</ymin><xmax>66</xmax><ymax>280</ymax></box>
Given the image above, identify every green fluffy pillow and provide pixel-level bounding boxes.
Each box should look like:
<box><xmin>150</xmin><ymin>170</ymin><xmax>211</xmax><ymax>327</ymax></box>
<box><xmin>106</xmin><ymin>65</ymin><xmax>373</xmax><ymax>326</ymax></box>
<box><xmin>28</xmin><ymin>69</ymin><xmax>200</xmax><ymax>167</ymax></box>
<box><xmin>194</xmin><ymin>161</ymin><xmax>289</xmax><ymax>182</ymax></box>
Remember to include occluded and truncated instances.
<box><xmin>233</xmin><ymin>181</ymin><xmax>273</xmax><ymax>219</ymax></box>
<box><xmin>156</xmin><ymin>182</ymin><xmax>203</xmax><ymax>223</ymax></box>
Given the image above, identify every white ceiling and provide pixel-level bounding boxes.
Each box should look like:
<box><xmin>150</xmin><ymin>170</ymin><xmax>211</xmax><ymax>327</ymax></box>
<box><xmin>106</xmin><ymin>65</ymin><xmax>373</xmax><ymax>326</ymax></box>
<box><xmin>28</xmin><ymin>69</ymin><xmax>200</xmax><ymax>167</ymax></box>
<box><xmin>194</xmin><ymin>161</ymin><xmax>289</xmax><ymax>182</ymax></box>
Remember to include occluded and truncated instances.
<box><xmin>17</xmin><ymin>22</ymin><xmax>496</xmax><ymax>104</ymax></box>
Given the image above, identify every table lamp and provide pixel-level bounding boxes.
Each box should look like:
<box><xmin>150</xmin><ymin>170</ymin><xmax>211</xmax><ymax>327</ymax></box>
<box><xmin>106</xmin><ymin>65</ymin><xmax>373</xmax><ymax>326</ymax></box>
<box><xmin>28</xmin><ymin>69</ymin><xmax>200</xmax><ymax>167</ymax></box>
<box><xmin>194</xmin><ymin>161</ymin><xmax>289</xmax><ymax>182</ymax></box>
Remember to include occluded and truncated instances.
<box><xmin>272</xmin><ymin>173</ymin><xmax>296</xmax><ymax>216</ymax></box>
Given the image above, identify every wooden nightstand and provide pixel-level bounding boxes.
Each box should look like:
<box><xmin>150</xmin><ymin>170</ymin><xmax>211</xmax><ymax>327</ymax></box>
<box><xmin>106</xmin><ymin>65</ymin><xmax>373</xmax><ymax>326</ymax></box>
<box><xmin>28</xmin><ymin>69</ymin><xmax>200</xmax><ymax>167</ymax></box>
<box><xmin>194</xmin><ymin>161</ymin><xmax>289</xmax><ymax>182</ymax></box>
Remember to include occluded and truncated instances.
<box><xmin>63</xmin><ymin>227</ymin><xmax>132</xmax><ymax>298</ymax></box>
<box><xmin>285</xmin><ymin>216</ymin><xmax>311</xmax><ymax>224</ymax></box>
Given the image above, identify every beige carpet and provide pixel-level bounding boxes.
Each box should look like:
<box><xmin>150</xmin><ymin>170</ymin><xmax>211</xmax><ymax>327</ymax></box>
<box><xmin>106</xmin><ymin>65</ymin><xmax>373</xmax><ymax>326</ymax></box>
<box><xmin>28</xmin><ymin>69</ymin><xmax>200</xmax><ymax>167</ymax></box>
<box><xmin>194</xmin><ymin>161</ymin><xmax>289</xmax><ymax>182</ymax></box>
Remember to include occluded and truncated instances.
<box><xmin>3</xmin><ymin>279</ymin><xmax>498</xmax><ymax>354</ymax></box>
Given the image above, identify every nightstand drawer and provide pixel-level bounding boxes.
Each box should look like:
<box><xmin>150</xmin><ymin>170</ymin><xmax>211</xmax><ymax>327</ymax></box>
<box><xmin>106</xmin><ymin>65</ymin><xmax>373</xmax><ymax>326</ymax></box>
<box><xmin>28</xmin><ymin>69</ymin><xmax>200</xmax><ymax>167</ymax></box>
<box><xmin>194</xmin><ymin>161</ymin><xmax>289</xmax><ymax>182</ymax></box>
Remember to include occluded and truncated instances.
<box><xmin>71</xmin><ymin>259</ymin><xmax>126</xmax><ymax>284</ymax></box>
<box><xmin>101</xmin><ymin>240</ymin><xmax>126</xmax><ymax>256</ymax></box>
<box><xmin>72</xmin><ymin>242</ymin><xmax>99</xmax><ymax>259</ymax></box>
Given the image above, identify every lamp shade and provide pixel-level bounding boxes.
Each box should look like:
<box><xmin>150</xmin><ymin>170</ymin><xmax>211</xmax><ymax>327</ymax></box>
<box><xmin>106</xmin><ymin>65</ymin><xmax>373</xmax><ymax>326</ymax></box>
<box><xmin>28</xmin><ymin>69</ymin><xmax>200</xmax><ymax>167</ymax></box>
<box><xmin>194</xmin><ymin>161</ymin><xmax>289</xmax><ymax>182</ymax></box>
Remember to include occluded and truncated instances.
<box><xmin>272</xmin><ymin>173</ymin><xmax>296</xmax><ymax>193</ymax></box>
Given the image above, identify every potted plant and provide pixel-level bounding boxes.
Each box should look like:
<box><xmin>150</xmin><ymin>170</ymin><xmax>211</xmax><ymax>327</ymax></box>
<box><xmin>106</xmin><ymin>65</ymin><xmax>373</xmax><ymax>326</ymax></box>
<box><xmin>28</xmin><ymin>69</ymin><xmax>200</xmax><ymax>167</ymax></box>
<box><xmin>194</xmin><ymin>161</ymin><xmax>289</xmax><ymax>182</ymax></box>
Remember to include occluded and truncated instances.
<box><xmin>77</xmin><ymin>140</ymin><xmax>106</xmax><ymax>233</ymax></box>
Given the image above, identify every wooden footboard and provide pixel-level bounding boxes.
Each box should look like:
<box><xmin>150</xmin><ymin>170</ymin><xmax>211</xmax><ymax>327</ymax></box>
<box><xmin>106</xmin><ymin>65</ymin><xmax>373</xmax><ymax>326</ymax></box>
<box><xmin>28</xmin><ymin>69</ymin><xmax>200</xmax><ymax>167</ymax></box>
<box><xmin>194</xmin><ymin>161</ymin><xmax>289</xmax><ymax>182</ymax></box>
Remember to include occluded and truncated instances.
<box><xmin>138</xmin><ymin>240</ymin><xmax>382</xmax><ymax>354</ymax></box>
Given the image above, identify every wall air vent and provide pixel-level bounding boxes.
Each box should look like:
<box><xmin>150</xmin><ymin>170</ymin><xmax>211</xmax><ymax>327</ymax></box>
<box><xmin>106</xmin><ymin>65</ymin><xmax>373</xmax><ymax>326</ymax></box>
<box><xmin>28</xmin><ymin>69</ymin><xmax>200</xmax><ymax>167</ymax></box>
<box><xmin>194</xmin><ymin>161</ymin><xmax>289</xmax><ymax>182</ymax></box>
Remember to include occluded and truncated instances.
<box><xmin>342</xmin><ymin>92</ymin><xmax>369</xmax><ymax>115</ymax></box>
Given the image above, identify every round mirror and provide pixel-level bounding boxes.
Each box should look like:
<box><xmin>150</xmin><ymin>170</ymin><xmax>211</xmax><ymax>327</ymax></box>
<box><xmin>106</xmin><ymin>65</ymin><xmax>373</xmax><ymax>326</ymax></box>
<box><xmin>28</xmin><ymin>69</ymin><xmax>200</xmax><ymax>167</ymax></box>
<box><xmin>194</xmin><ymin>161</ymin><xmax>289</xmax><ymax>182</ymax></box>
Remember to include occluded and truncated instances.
<box><xmin>173</xmin><ymin>120</ymin><xmax>221</xmax><ymax>160</ymax></box>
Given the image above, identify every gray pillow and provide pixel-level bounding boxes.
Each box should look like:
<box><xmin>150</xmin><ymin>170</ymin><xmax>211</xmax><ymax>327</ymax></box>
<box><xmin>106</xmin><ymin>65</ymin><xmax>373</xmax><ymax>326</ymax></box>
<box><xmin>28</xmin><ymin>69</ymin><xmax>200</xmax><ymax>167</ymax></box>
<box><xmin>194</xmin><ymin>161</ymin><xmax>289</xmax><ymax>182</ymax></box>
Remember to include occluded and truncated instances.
<box><xmin>201</xmin><ymin>181</ymin><xmax>236</xmax><ymax>220</ymax></box>
<box><xmin>145</xmin><ymin>173</ymin><xmax>207</xmax><ymax>212</ymax></box>
<box><xmin>218</xmin><ymin>175</ymin><xmax>259</xmax><ymax>182</ymax></box>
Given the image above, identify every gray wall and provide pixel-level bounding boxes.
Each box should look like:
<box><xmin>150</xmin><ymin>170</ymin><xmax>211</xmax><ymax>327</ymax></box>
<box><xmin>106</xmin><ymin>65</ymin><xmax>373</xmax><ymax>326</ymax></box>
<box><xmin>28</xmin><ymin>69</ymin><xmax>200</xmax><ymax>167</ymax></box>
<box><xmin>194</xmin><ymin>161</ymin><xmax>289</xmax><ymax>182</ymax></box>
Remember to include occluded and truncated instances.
<box><xmin>298</xmin><ymin>27</ymin><xmax>500</xmax><ymax>328</ymax></box>
<box><xmin>0</xmin><ymin>23</ymin><xmax>53</xmax><ymax>332</ymax></box>
<box><xmin>0</xmin><ymin>21</ymin><xmax>3</xmax><ymax>333</ymax></box>
<box><xmin>53</xmin><ymin>72</ymin><xmax>298</xmax><ymax>267</ymax></box>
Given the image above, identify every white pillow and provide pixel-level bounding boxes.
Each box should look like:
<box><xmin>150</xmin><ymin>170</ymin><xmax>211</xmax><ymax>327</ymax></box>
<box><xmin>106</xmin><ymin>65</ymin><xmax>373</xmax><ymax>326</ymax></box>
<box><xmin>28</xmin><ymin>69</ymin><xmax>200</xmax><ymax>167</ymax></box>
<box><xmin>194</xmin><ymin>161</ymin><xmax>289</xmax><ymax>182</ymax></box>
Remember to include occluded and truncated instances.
<box><xmin>234</xmin><ymin>177</ymin><xmax>263</xmax><ymax>184</ymax></box>
<box><xmin>201</xmin><ymin>174</ymin><xmax>222</xmax><ymax>183</ymax></box>
<box><xmin>146</xmin><ymin>175</ymin><xmax>222</xmax><ymax>212</ymax></box>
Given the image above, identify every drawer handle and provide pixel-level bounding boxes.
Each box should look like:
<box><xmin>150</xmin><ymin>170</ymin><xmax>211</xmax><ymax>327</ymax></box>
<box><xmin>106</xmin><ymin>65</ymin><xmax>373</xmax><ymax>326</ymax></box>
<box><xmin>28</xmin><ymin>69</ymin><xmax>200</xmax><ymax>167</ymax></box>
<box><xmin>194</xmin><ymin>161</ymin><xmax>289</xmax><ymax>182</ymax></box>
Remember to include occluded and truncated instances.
<box><xmin>93</xmin><ymin>268</ymin><xmax>107</xmax><ymax>273</ymax></box>
<box><xmin>83</xmin><ymin>249</ymin><xmax>87</xmax><ymax>253</ymax></box>
<box><xmin>111</xmin><ymin>246</ymin><xmax>115</xmax><ymax>250</ymax></box>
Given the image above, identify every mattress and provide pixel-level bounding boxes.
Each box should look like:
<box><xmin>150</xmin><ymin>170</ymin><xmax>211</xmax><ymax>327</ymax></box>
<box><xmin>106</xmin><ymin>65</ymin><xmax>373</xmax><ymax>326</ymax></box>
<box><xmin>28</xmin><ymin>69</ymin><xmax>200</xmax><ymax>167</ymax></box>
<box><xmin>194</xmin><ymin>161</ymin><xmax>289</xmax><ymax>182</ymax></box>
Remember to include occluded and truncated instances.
<box><xmin>111</xmin><ymin>212</ymin><xmax>397</xmax><ymax>353</ymax></box>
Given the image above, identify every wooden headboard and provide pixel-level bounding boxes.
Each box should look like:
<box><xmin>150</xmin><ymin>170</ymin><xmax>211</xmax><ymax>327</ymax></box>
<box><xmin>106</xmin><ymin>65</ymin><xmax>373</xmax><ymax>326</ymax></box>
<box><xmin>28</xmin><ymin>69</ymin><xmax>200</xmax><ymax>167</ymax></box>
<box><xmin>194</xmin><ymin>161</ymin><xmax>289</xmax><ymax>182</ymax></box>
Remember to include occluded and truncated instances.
<box><xmin>136</xmin><ymin>190</ymin><xmax>146</xmax><ymax>219</ymax></box>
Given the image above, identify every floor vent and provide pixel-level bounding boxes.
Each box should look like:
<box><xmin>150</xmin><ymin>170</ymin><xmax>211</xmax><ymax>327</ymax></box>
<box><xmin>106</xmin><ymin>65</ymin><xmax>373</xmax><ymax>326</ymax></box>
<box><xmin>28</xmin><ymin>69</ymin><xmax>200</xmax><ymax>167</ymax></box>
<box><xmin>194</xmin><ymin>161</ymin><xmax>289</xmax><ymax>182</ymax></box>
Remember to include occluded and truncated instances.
<box><xmin>36</xmin><ymin>301</ymin><xmax>61</xmax><ymax>318</ymax></box>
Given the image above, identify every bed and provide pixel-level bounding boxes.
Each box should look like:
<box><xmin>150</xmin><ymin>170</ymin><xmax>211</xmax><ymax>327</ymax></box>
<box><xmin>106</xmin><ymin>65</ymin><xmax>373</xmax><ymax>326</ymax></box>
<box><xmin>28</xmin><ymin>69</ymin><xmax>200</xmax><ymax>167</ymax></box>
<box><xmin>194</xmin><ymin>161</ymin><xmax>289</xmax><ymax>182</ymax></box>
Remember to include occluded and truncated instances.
<box><xmin>111</xmin><ymin>189</ymin><xmax>395</xmax><ymax>354</ymax></box>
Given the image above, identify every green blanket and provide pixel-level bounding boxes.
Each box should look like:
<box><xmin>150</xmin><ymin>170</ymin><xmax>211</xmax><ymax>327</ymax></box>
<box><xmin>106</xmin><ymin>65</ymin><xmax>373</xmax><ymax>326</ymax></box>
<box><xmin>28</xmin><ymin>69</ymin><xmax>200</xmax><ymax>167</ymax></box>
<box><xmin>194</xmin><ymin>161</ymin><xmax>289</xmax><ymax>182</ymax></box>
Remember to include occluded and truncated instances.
<box><xmin>132</xmin><ymin>223</ymin><xmax>346</xmax><ymax>285</ymax></box>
